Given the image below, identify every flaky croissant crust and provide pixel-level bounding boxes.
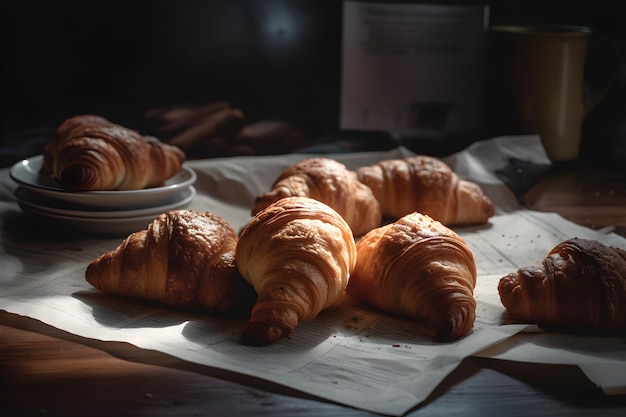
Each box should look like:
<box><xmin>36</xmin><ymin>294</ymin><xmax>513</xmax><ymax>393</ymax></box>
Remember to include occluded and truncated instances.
<box><xmin>498</xmin><ymin>238</ymin><xmax>626</xmax><ymax>333</ymax></box>
<box><xmin>236</xmin><ymin>196</ymin><xmax>357</xmax><ymax>345</ymax></box>
<box><xmin>252</xmin><ymin>157</ymin><xmax>382</xmax><ymax>236</ymax></box>
<box><xmin>356</xmin><ymin>155</ymin><xmax>494</xmax><ymax>226</ymax></box>
<box><xmin>86</xmin><ymin>210</ymin><xmax>256</xmax><ymax>316</ymax></box>
<box><xmin>346</xmin><ymin>212</ymin><xmax>477</xmax><ymax>342</ymax></box>
<box><xmin>42</xmin><ymin>114</ymin><xmax>185</xmax><ymax>191</ymax></box>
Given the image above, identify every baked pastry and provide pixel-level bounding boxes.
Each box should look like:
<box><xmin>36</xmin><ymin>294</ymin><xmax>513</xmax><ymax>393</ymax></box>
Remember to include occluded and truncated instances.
<box><xmin>42</xmin><ymin>114</ymin><xmax>185</xmax><ymax>191</ymax></box>
<box><xmin>355</xmin><ymin>155</ymin><xmax>494</xmax><ymax>225</ymax></box>
<box><xmin>346</xmin><ymin>212</ymin><xmax>477</xmax><ymax>342</ymax></box>
<box><xmin>85</xmin><ymin>210</ymin><xmax>257</xmax><ymax>317</ymax></box>
<box><xmin>236</xmin><ymin>196</ymin><xmax>357</xmax><ymax>346</ymax></box>
<box><xmin>498</xmin><ymin>238</ymin><xmax>626</xmax><ymax>334</ymax></box>
<box><xmin>148</xmin><ymin>102</ymin><xmax>246</xmax><ymax>156</ymax></box>
<box><xmin>252</xmin><ymin>157</ymin><xmax>382</xmax><ymax>236</ymax></box>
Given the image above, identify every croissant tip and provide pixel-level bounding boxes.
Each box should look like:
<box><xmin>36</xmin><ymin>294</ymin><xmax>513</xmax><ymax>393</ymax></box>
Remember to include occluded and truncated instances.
<box><xmin>240</xmin><ymin>321</ymin><xmax>290</xmax><ymax>346</ymax></box>
<box><xmin>484</xmin><ymin>196</ymin><xmax>496</xmax><ymax>218</ymax></box>
<box><xmin>433</xmin><ymin>308</ymin><xmax>476</xmax><ymax>342</ymax></box>
<box><xmin>85</xmin><ymin>262</ymin><xmax>99</xmax><ymax>285</ymax></box>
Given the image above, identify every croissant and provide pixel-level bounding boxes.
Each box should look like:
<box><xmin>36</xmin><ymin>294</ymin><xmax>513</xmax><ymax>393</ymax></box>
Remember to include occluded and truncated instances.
<box><xmin>355</xmin><ymin>155</ymin><xmax>495</xmax><ymax>225</ymax></box>
<box><xmin>41</xmin><ymin>114</ymin><xmax>185</xmax><ymax>191</ymax></box>
<box><xmin>236</xmin><ymin>196</ymin><xmax>357</xmax><ymax>346</ymax></box>
<box><xmin>498</xmin><ymin>238</ymin><xmax>626</xmax><ymax>334</ymax></box>
<box><xmin>346</xmin><ymin>212</ymin><xmax>477</xmax><ymax>342</ymax></box>
<box><xmin>252</xmin><ymin>157</ymin><xmax>382</xmax><ymax>236</ymax></box>
<box><xmin>85</xmin><ymin>210</ymin><xmax>257</xmax><ymax>317</ymax></box>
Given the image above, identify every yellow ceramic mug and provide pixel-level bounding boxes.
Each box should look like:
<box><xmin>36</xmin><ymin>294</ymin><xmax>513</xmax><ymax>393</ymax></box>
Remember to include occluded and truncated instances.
<box><xmin>491</xmin><ymin>25</ymin><xmax>616</xmax><ymax>162</ymax></box>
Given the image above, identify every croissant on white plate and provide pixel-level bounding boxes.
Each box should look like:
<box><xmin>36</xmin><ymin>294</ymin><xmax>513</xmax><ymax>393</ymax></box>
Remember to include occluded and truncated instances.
<box><xmin>85</xmin><ymin>210</ymin><xmax>257</xmax><ymax>317</ymax></box>
<box><xmin>41</xmin><ymin>114</ymin><xmax>185</xmax><ymax>191</ymax></box>
<box><xmin>252</xmin><ymin>157</ymin><xmax>382</xmax><ymax>236</ymax></box>
<box><xmin>346</xmin><ymin>212</ymin><xmax>478</xmax><ymax>342</ymax></box>
<box><xmin>355</xmin><ymin>155</ymin><xmax>494</xmax><ymax>226</ymax></box>
<box><xmin>236</xmin><ymin>196</ymin><xmax>357</xmax><ymax>346</ymax></box>
<box><xmin>498</xmin><ymin>238</ymin><xmax>626</xmax><ymax>334</ymax></box>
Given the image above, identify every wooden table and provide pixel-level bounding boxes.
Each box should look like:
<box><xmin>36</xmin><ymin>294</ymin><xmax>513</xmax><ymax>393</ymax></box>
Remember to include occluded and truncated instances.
<box><xmin>2</xmin><ymin>165</ymin><xmax>626</xmax><ymax>417</ymax></box>
<box><xmin>525</xmin><ymin>166</ymin><xmax>626</xmax><ymax>237</ymax></box>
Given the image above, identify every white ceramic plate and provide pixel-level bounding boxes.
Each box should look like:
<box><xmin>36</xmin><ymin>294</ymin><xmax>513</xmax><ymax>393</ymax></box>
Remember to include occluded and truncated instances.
<box><xmin>15</xmin><ymin>186</ymin><xmax>196</xmax><ymax>219</ymax></box>
<box><xmin>10</xmin><ymin>155</ymin><xmax>196</xmax><ymax>209</ymax></box>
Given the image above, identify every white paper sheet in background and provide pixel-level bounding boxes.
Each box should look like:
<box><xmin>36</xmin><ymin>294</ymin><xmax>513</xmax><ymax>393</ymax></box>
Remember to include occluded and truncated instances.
<box><xmin>340</xmin><ymin>1</ymin><xmax>489</xmax><ymax>139</ymax></box>
<box><xmin>1</xmin><ymin>136</ymin><xmax>625</xmax><ymax>416</ymax></box>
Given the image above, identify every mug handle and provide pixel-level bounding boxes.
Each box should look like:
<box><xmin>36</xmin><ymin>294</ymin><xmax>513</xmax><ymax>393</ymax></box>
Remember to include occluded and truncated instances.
<box><xmin>584</xmin><ymin>36</ymin><xmax>621</xmax><ymax>117</ymax></box>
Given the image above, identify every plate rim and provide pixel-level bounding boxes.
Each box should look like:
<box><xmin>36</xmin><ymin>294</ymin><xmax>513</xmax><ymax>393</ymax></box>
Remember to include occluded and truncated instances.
<box><xmin>15</xmin><ymin>186</ymin><xmax>196</xmax><ymax>219</ymax></box>
<box><xmin>10</xmin><ymin>154</ymin><xmax>196</xmax><ymax>196</ymax></box>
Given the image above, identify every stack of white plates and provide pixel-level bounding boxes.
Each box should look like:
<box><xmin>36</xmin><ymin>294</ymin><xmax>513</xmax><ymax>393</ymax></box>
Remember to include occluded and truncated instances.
<box><xmin>10</xmin><ymin>155</ymin><xmax>197</xmax><ymax>237</ymax></box>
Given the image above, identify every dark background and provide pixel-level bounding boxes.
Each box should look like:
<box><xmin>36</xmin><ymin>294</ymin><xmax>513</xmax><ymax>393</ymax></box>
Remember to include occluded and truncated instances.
<box><xmin>1</xmin><ymin>0</ymin><xmax>625</xmax><ymax>165</ymax></box>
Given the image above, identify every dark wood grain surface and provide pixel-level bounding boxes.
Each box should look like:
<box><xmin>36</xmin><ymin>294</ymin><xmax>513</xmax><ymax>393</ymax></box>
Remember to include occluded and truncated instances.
<box><xmin>2</xmin><ymin>166</ymin><xmax>626</xmax><ymax>417</ymax></box>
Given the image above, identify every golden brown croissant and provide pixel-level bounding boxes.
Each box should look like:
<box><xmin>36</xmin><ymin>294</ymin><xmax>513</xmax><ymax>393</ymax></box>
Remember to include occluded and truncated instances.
<box><xmin>346</xmin><ymin>212</ymin><xmax>477</xmax><ymax>342</ymax></box>
<box><xmin>498</xmin><ymin>238</ymin><xmax>626</xmax><ymax>334</ymax></box>
<box><xmin>355</xmin><ymin>155</ymin><xmax>495</xmax><ymax>226</ymax></box>
<box><xmin>236</xmin><ymin>196</ymin><xmax>357</xmax><ymax>346</ymax></box>
<box><xmin>41</xmin><ymin>114</ymin><xmax>185</xmax><ymax>191</ymax></box>
<box><xmin>252</xmin><ymin>157</ymin><xmax>382</xmax><ymax>236</ymax></box>
<box><xmin>85</xmin><ymin>210</ymin><xmax>257</xmax><ymax>317</ymax></box>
